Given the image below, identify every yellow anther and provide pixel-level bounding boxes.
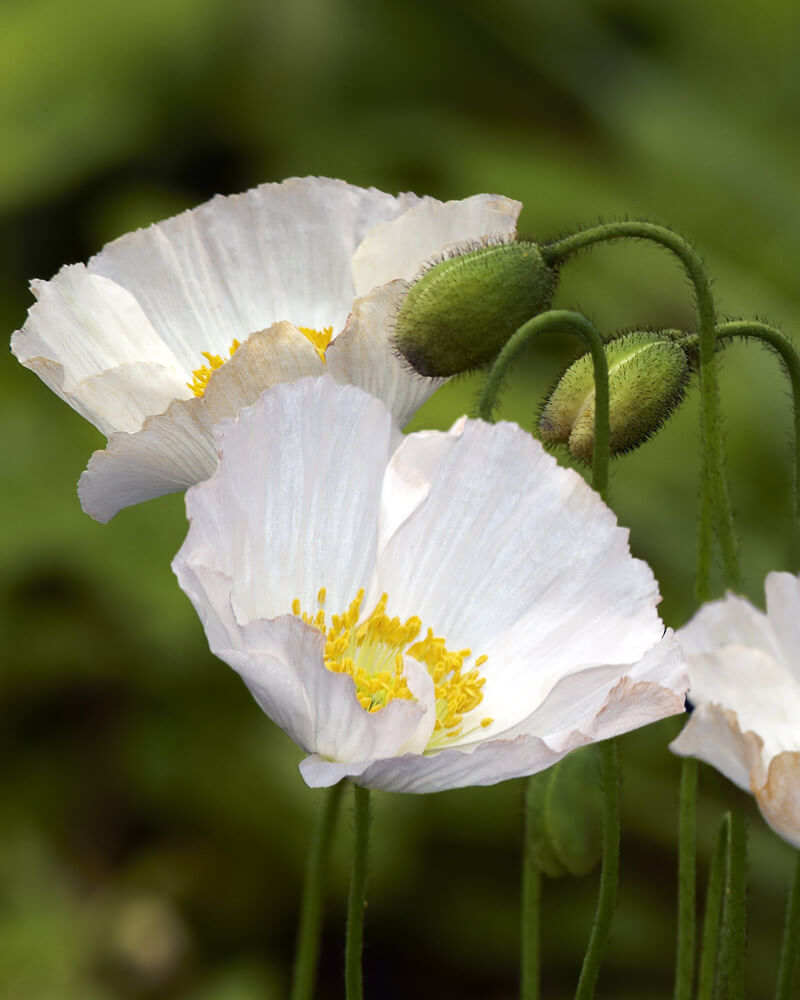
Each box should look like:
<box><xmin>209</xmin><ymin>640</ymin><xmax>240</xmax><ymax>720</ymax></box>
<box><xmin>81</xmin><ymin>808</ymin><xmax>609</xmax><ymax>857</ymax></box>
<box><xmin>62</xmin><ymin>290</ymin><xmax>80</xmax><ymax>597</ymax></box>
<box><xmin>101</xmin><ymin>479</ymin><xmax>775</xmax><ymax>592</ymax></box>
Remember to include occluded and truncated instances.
<box><xmin>298</xmin><ymin>325</ymin><xmax>334</xmax><ymax>363</ymax></box>
<box><xmin>291</xmin><ymin>587</ymin><xmax>489</xmax><ymax>743</ymax></box>
<box><xmin>187</xmin><ymin>339</ymin><xmax>241</xmax><ymax>396</ymax></box>
<box><xmin>475</xmin><ymin>654</ymin><xmax>488</xmax><ymax>667</ymax></box>
<box><xmin>481</xmin><ymin>717</ymin><xmax>493</xmax><ymax>728</ymax></box>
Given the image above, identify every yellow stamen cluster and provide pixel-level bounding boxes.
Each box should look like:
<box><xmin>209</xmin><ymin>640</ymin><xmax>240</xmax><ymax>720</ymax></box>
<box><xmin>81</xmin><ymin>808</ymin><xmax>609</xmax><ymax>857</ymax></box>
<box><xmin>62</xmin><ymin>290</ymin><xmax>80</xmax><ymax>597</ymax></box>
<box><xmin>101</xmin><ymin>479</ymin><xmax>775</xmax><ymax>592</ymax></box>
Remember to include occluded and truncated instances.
<box><xmin>187</xmin><ymin>326</ymin><xmax>334</xmax><ymax>398</ymax></box>
<box><xmin>298</xmin><ymin>325</ymin><xmax>334</xmax><ymax>363</ymax></box>
<box><xmin>187</xmin><ymin>339</ymin><xmax>241</xmax><ymax>397</ymax></box>
<box><xmin>292</xmin><ymin>588</ymin><xmax>493</xmax><ymax>745</ymax></box>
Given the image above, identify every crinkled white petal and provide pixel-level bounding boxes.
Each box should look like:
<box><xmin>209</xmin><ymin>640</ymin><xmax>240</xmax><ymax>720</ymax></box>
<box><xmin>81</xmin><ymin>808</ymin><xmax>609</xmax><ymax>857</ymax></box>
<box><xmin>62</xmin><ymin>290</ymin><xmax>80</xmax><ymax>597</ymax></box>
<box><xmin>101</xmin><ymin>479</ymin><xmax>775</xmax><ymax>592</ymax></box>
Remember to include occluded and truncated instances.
<box><xmin>88</xmin><ymin>177</ymin><xmax>420</xmax><ymax>372</ymax></box>
<box><xmin>351</xmin><ymin>193</ymin><xmax>522</xmax><ymax>296</ymax></box>
<box><xmin>375</xmin><ymin>417</ymin><xmax>664</xmax><ymax>734</ymax></box>
<box><xmin>172</xmin><ymin>553</ymin><xmax>433</xmax><ymax>766</ymax></box>
<box><xmin>11</xmin><ymin>267</ymin><xmax>187</xmax><ymax>433</ymax></box>
<box><xmin>670</xmin><ymin>703</ymin><xmax>760</xmax><ymax>793</ymax></box>
<box><xmin>308</xmin><ymin>634</ymin><xmax>686</xmax><ymax>793</ymax></box>
<box><xmin>677</xmin><ymin>589</ymin><xmax>782</xmax><ymax>661</ymax></box>
<box><xmin>676</xmin><ymin>646</ymin><xmax>800</xmax><ymax>763</ymax></box>
<box><xmin>176</xmin><ymin>376</ymin><xmax>400</xmax><ymax>626</ymax></box>
<box><xmin>765</xmin><ymin>571</ymin><xmax>800</xmax><ymax>680</ymax></box>
<box><xmin>79</xmin><ymin>323</ymin><xmax>326</xmax><ymax>521</ymax></box>
<box><xmin>326</xmin><ymin>281</ymin><xmax>445</xmax><ymax>428</ymax></box>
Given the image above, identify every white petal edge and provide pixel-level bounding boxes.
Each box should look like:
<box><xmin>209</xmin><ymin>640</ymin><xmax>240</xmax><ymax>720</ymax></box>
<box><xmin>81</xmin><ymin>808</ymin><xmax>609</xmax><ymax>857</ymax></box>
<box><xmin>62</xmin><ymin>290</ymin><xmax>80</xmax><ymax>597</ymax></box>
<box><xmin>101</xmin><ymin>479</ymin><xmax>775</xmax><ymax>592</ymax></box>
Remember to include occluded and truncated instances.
<box><xmin>175</xmin><ymin>376</ymin><xmax>401</xmax><ymax>625</ymax></box>
<box><xmin>326</xmin><ymin>280</ymin><xmax>445</xmax><ymax>428</ymax></box>
<box><xmin>79</xmin><ymin>323</ymin><xmax>325</xmax><ymax>521</ymax></box>
<box><xmin>374</xmin><ymin>417</ymin><xmax>665</xmax><ymax>735</ymax></box>
<box><xmin>88</xmin><ymin>177</ymin><xmax>422</xmax><ymax>371</ymax></box>
<box><xmin>351</xmin><ymin>193</ymin><xmax>522</xmax><ymax>296</ymax></box>
<box><xmin>765</xmin><ymin>571</ymin><xmax>800</xmax><ymax>680</ymax></box>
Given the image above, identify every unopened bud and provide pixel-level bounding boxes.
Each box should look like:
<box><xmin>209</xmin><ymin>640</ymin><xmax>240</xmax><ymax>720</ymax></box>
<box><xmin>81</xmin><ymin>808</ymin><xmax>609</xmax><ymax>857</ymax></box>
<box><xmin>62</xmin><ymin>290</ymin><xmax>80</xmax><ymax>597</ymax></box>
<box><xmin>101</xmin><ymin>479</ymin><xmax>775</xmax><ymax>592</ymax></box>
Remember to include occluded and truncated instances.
<box><xmin>539</xmin><ymin>331</ymin><xmax>690</xmax><ymax>463</ymax></box>
<box><xmin>393</xmin><ymin>240</ymin><xmax>558</xmax><ymax>377</ymax></box>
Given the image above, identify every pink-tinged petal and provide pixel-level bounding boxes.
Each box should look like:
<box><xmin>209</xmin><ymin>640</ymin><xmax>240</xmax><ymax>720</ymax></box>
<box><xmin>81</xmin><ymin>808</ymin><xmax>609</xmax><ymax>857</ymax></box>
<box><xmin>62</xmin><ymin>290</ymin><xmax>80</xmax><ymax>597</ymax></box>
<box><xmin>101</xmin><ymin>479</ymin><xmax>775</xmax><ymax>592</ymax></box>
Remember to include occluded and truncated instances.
<box><xmin>765</xmin><ymin>572</ymin><xmax>800</xmax><ymax>679</ymax></box>
<box><xmin>326</xmin><ymin>281</ymin><xmax>445</xmax><ymax>428</ymax></box>
<box><xmin>88</xmin><ymin>178</ymin><xmax>421</xmax><ymax>370</ymax></box>
<box><xmin>351</xmin><ymin>193</ymin><xmax>522</xmax><ymax>296</ymax></box>
<box><xmin>670</xmin><ymin>703</ymin><xmax>762</xmax><ymax>793</ymax></box>
<box><xmin>376</xmin><ymin>418</ymin><xmax>664</xmax><ymax>732</ymax></box>
<box><xmin>755</xmin><ymin>752</ymin><xmax>800</xmax><ymax>849</ymax></box>
<box><xmin>79</xmin><ymin>323</ymin><xmax>326</xmax><ymax>521</ymax></box>
<box><xmin>177</xmin><ymin>377</ymin><xmax>399</xmax><ymax>625</ymax></box>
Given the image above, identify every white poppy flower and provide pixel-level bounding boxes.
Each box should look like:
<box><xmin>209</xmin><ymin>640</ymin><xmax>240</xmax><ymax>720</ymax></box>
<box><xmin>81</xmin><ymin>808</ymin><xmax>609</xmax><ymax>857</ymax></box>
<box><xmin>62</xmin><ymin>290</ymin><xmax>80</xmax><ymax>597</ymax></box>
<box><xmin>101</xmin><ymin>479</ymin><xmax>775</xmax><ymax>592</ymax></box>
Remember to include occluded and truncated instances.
<box><xmin>11</xmin><ymin>176</ymin><xmax>521</xmax><ymax>522</ymax></box>
<box><xmin>671</xmin><ymin>572</ymin><xmax>800</xmax><ymax>847</ymax></box>
<box><xmin>173</xmin><ymin>375</ymin><xmax>687</xmax><ymax>793</ymax></box>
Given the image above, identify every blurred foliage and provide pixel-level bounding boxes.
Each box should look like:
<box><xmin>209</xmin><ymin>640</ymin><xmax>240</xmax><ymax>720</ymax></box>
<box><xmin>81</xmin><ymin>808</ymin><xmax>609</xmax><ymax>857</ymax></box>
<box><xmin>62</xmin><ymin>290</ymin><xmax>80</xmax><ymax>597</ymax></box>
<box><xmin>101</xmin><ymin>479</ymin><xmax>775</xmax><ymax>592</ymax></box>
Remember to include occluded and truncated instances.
<box><xmin>3</xmin><ymin>0</ymin><xmax>800</xmax><ymax>997</ymax></box>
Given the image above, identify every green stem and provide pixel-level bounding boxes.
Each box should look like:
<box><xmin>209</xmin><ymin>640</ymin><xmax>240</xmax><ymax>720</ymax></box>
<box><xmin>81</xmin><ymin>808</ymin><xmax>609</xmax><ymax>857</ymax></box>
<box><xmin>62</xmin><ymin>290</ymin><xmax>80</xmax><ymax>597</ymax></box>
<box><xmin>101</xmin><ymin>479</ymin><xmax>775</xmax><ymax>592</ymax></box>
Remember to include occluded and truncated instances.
<box><xmin>345</xmin><ymin>784</ymin><xmax>371</xmax><ymax>1000</ymax></box>
<box><xmin>675</xmin><ymin>757</ymin><xmax>698</xmax><ymax>1000</ymax></box>
<box><xmin>574</xmin><ymin>739</ymin><xmax>620</xmax><ymax>1000</ymax></box>
<box><xmin>478</xmin><ymin>309</ymin><xmax>610</xmax><ymax>500</ymax></box>
<box><xmin>696</xmin><ymin>813</ymin><xmax>731</xmax><ymax>1000</ymax></box>
<box><xmin>290</xmin><ymin>782</ymin><xmax>345</xmax><ymax>1000</ymax></box>
<box><xmin>542</xmin><ymin>221</ymin><xmax>739</xmax><ymax>598</ymax></box>
<box><xmin>521</xmin><ymin>780</ymin><xmax>542</xmax><ymax>1000</ymax></box>
<box><xmin>714</xmin><ymin>322</ymin><xmax>800</xmax><ymax>520</ymax></box>
<box><xmin>775</xmin><ymin>853</ymin><xmax>800</xmax><ymax>1000</ymax></box>
<box><xmin>718</xmin><ymin>807</ymin><xmax>748</xmax><ymax>1000</ymax></box>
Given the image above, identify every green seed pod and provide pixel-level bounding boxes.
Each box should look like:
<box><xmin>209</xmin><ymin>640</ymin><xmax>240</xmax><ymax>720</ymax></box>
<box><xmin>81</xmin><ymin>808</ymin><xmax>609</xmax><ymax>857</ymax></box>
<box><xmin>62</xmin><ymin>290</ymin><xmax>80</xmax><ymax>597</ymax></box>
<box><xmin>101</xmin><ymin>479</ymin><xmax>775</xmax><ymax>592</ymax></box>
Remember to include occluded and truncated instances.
<box><xmin>539</xmin><ymin>330</ymin><xmax>690</xmax><ymax>463</ymax></box>
<box><xmin>525</xmin><ymin>745</ymin><xmax>604</xmax><ymax>879</ymax></box>
<box><xmin>393</xmin><ymin>240</ymin><xmax>558</xmax><ymax>377</ymax></box>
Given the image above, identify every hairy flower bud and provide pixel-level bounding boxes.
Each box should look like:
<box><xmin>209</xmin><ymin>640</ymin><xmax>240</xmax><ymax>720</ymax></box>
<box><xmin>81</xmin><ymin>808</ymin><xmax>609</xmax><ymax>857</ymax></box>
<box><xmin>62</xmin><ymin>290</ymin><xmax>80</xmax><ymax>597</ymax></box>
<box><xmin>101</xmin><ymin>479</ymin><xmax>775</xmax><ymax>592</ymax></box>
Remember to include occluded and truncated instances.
<box><xmin>393</xmin><ymin>240</ymin><xmax>558</xmax><ymax>377</ymax></box>
<box><xmin>539</xmin><ymin>331</ymin><xmax>690</xmax><ymax>463</ymax></box>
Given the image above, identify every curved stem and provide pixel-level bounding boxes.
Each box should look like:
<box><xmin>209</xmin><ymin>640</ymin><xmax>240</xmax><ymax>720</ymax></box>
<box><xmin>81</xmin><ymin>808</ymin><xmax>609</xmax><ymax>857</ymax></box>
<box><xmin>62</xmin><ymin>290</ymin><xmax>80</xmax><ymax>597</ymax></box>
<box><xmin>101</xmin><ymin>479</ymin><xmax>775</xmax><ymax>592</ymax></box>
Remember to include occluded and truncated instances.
<box><xmin>543</xmin><ymin>221</ymin><xmax>739</xmax><ymax>597</ymax></box>
<box><xmin>290</xmin><ymin>782</ymin><xmax>345</xmax><ymax>1000</ymax></box>
<box><xmin>345</xmin><ymin>784</ymin><xmax>371</xmax><ymax>1000</ymax></box>
<box><xmin>478</xmin><ymin>309</ymin><xmax>610</xmax><ymax>500</ymax></box>
<box><xmin>696</xmin><ymin>812</ymin><xmax>731</xmax><ymax>1000</ymax></box>
<box><xmin>775</xmin><ymin>853</ymin><xmax>800</xmax><ymax>1000</ymax></box>
<box><xmin>674</xmin><ymin>757</ymin><xmax>698</xmax><ymax>1000</ymax></box>
<box><xmin>714</xmin><ymin>321</ymin><xmax>800</xmax><ymax>520</ymax></box>
<box><xmin>574</xmin><ymin>738</ymin><xmax>620</xmax><ymax>1000</ymax></box>
<box><xmin>521</xmin><ymin>779</ymin><xmax>542</xmax><ymax>1000</ymax></box>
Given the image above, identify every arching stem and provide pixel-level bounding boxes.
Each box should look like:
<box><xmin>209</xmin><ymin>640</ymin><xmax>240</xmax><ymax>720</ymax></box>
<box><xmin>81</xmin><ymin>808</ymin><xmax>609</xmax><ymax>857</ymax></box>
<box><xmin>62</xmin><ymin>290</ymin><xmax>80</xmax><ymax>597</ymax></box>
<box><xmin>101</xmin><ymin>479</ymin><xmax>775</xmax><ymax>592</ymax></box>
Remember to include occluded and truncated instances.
<box><xmin>696</xmin><ymin>812</ymin><xmax>731</xmax><ymax>1000</ymax></box>
<box><xmin>542</xmin><ymin>221</ymin><xmax>739</xmax><ymax>599</ymax></box>
<box><xmin>674</xmin><ymin>758</ymin><xmax>698</xmax><ymax>1000</ymax></box>
<box><xmin>478</xmin><ymin>308</ymin><xmax>610</xmax><ymax>500</ymax></box>
<box><xmin>775</xmin><ymin>853</ymin><xmax>800</xmax><ymax>1000</ymax></box>
<box><xmin>714</xmin><ymin>321</ymin><xmax>800</xmax><ymax>520</ymax></box>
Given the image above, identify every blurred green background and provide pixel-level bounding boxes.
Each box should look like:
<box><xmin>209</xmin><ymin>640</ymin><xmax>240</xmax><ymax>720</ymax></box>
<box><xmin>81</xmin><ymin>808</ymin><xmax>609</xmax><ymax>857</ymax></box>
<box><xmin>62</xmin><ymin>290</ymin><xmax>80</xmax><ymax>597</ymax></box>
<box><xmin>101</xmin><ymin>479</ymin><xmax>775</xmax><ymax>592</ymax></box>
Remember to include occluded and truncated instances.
<box><xmin>3</xmin><ymin>1</ymin><xmax>800</xmax><ymax>997</ymax></box>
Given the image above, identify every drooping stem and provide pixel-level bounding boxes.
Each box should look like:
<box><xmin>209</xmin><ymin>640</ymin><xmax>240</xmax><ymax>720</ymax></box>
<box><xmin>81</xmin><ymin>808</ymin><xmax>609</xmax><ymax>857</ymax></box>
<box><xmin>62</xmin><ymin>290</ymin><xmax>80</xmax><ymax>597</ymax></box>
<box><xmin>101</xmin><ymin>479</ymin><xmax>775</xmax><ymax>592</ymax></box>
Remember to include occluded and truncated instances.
<box><xmin>574</xmin><ymin>738</ymin><xmax>621</xmax><ymax>1000</ymax></box>
<box><xmin>542</xmin><ymin>221</ymin><xmax>739</xmax><ymax>598</ymax></box>
<box><xmin>674</xmin><ymin>757</ymin><xmax>698</xmax><ymax>1000</ymax></box>
<box><xmin>774</xmin><ymin>853</ymin><xmax>800</xmax><ymax>1000</ymax></box>
<box><xmin>696</xmin><ymin>812</ymin><xmax>731</xmax><ymax>1000</ymax></box>
<box><xmin>345</xmin><ymin>784</ymin><xmax>371</xmax><ymax>1000</ymax></box>
<box><xmin>714</xmin><ymin>322</ymin><xmax>800</xmax><ymax>520</ymax></box>
<box><xmin>521</xmin><ymin>779</ymin><xmax>542</xmax><ymax>1000</ymax></box>
<box><xmin>477</xmin><ymin>309</ymin><xmax>610</xmax><ymax>500</ymax></box>
<box><xmin>291</xmin><ymin>782</ymin><xmax>345</xmax><ymax>1000</ymax></box>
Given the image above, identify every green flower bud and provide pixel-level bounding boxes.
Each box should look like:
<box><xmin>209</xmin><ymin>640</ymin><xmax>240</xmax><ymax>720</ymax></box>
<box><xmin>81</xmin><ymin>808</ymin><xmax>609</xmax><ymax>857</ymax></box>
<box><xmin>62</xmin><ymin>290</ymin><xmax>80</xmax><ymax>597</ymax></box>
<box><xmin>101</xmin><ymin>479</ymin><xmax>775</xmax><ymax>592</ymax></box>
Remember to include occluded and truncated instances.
<box><xmin>393</xmin><ymin>240</ymin><xmax>558</xmax><ymax>377</ymax></box>
<box><xmin>539</xmin><ymin>331</ymin><xmax>690</xmax><ymax>463</ymax></box>
<box><xmin>525</xmin><ymin>745</ymin><xmax>604</xmax><ymax>879</ymax></box>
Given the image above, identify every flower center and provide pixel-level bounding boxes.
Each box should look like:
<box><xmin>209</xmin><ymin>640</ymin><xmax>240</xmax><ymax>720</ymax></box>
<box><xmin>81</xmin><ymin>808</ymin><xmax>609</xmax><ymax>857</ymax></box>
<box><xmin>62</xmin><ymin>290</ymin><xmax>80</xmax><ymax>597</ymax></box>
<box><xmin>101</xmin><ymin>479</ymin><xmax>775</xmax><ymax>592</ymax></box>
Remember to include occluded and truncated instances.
<box><xmin>187</xmin><ymin>326</ymin><xmax>334</xmax><ymax>397</ymax></box>
<box><xmin>292</xmin><ymin>588</ymin><xmax>493</xmax><ymax>747</ymax></box>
